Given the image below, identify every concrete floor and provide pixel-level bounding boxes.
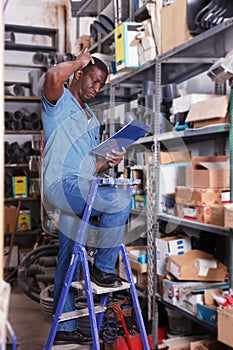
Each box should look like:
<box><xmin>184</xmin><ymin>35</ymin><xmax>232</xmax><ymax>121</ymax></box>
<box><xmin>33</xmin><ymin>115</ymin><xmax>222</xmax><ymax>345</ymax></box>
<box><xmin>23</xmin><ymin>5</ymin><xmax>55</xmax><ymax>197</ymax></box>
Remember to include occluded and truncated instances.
<box><xmin>8</xmin><ymin>284</ymin><xmax>52</xmax><ymax>350</ymax></box>
<box><xmin>7</xmin><ymin>284</ymin><xmax>96</xmax><ymax>350</ymax></box>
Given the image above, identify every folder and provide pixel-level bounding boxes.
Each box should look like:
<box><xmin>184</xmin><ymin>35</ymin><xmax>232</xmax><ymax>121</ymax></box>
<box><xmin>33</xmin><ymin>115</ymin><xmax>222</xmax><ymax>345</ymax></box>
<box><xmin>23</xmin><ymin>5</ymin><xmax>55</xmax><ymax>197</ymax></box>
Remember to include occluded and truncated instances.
<box><xmin>92</xmin><ymin>119</ymin><xmax>151</xmax><ymax>157</ymax></box>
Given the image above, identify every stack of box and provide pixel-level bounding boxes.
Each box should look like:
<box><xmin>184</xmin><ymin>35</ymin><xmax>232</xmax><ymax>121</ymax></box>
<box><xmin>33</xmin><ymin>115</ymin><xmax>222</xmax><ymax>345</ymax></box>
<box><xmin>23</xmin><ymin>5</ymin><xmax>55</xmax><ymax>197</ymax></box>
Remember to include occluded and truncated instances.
<box><xmin>175</xmin><ymin>156</ymin><xmax>230</xmax><ymax>224</ymax></box>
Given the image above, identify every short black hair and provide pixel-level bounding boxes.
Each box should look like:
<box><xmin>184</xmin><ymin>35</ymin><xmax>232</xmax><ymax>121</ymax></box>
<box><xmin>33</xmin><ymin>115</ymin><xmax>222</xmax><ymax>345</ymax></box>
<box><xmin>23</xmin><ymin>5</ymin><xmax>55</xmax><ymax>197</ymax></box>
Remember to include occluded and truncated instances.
<box><xmin>82</xmin><ymin>56</ymin><xmax>108</xmax><ymax>76</ymax></box>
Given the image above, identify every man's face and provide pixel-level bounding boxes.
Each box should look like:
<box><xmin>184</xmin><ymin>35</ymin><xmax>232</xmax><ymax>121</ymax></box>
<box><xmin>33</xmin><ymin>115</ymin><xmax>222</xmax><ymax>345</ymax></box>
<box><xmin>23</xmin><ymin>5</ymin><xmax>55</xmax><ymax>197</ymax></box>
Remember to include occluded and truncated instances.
<box><xmin>77</xmin><ymin>66</ymin><xmax>107</xmax><ymax>102</ymax></box>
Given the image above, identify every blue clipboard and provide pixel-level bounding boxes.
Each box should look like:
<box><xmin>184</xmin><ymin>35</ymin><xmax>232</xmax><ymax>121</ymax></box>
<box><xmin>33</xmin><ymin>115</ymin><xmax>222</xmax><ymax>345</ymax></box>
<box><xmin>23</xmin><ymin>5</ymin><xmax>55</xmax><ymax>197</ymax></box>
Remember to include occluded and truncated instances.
<box><xmin>92</xmin><ymin>119</ymin><xmax>151</xmax><ymax>157</ymax></box>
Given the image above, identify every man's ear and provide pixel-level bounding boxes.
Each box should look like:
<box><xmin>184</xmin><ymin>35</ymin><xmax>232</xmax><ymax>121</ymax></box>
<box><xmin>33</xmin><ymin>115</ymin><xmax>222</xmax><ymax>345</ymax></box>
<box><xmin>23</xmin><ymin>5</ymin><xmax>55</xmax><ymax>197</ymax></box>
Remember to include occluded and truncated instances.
<box><xmin>74</xmin><ymin>69</ymin><xmax>83</xmax><ymax>80</ymax></box>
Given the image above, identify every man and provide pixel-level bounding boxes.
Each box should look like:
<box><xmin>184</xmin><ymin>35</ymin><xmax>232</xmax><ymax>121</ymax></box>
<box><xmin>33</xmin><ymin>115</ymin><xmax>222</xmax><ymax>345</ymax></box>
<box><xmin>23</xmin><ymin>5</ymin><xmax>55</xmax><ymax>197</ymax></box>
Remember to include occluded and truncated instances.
<box><xmin>42</xmin><ymin>52</ymin><xmax>132</xmax><ymax>345</ymax></box>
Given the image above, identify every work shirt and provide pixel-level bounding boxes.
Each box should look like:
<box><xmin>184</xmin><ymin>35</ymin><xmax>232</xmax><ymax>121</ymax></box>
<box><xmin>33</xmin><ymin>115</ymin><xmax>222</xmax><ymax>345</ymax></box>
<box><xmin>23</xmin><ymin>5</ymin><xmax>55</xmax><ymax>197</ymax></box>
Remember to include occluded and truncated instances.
<box><xmin>42</xmin><ymin>88</ymin><xmax>100</xmax><ymax>194</ymax></box>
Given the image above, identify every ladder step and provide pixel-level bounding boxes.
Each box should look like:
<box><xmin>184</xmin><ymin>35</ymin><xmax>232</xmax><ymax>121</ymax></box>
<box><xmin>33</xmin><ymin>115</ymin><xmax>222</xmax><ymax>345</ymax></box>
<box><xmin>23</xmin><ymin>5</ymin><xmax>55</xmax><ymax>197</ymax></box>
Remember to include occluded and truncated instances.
<box><xmin>59</xmin><ymin>305</ymin><xmax>106</xmax><ymax>322</ymax></box>
<box><xmin>71</xmin><ymin>280</ymin><xmax>130</xmax><ymax>294</ymax></box>
<box><xmin>52</xmin><ymin>344</ymin><xmax>91</xmax><ymax>350</ymax></box>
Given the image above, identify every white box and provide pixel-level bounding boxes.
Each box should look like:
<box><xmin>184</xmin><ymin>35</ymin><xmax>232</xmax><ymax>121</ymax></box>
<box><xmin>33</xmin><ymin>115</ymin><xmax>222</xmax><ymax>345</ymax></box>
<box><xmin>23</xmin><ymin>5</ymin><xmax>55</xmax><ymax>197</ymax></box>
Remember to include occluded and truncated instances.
<box><xmin>156</xmin><ymin>235</ymin><xmax>191</xmax><ymax>276</ymax></box>
<box><xmin>163</xmin><ymin>279</ymin><xmax>205</xmax><ymax>306</ymax></box>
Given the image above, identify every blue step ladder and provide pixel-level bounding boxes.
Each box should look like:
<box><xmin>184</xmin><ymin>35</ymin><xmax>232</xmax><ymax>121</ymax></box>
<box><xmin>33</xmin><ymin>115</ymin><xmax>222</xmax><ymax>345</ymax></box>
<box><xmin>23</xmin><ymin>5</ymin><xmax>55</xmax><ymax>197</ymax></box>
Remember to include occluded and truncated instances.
<box><xmin>44</xmin><ymin>178</ymin><xmax>150</xmax><ymax>350</ymax></box>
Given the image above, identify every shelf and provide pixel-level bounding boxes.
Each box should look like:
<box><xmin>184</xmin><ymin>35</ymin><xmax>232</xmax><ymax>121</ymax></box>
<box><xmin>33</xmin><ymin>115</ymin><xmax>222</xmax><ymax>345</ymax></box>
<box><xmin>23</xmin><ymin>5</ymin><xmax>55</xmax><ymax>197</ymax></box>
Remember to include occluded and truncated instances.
<box><xmin>5</xmin><ymin>197</ymin><xmax>40</xmax><ymax>202</ymax></box>
<box><xmin>134</xmin><ymin>134</ymin><xmax>154</xmax><ymax>145</ymax></box>
<box><xmin>157</xmin><ymin>123</ymin><xmax>230</xmax><ymax>143</ymax></box>
<box><xmin>5</xmin><ymin>130</ymin><xmax>42</xmax><ymax>134</ymax></box>
<box><xmin>5</xmin><ymin>24</ymin><xmax>58</xmax><ymax>52</ymax></box>
<box><xmin>159</xmin><ymin>213</ymin><xmax>230</xmax><ymax>237</ymax></box>
<box><xmin>156</xmin><ymin>294</ymin><xmax>217</xmax><ymax>335</ymax></box>
<box><xmin>110</xmin><ymin>19</ymin><xmax>233</xmax><ymax>87</ymax></box>
<box><xmin>5</xmin><ymin>164</ymin><xmax>29</xmax><ymax>168</ymax></box>
<box><xmin>5</xmin><ymin>96</ymin><xmax>41</xmax><ymax>101</ymax></box>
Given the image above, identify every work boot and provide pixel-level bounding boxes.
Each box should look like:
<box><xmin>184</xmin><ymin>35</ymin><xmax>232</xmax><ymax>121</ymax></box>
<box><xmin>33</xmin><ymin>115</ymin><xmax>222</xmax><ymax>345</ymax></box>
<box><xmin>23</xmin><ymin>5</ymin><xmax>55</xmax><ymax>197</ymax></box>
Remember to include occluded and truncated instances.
<box><xmin>54</xmin><ymin>330</ymin><xmax>92</xmax><ymax>345</ymax></box>
<box><xmin>90</xmin><ymin>265</ymin><xmax>122</xmax><ymax>288</ymax></box>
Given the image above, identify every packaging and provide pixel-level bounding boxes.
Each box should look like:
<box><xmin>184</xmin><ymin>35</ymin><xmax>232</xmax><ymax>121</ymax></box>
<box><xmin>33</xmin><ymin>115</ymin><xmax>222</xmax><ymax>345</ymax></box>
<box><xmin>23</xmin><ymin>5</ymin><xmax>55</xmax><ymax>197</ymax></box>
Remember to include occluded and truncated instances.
<box><xmin>175</xmin><ymin>186</ymin><xmax>222</xmax><ymax>206</ymax></box>
<box><xmin>166</xmin><ymin>250</ymin><xmax>227</xmax><ymax>281</ymax></box>
<box><xmin>186</xmin><ymin>156</ymin><xmax>229</xmax><ymax>188</ymax></box>
<box><xmin>4</xmin><ymin>205</ymin><xmax>17</xmax><ymax>234</ymax></box>
<box><xmin>156</xmin><ymin>235</ymin><xmax>191</xmax><ymax>276</ymax></box>
<box><xmin>136</xmin><ymin>19</ymin><xmax>157</xmax><ymax>65</ymax></box>
<box><xmin>185</xmin><ymin>95</ymin><xmax>230</xmax><ymax>128</ymax></box>
<box><xmin>161</xmin><ymin>0</ymin><xmax>193</xmax><ymax>53</ymax></box>
<box><xmin>119</xmin><ymin>246</ymin><xmax>148</xmax><ymax>288</ymax></box>
<box><xmin>162</xmin><ymin>279</ymin><xmax>206</xmax><ymax>306</ymax></box>
<box><xmin>12</xmin><ymin>176</ymin><xmax>28</xmax><ymax>198</ymax></box>
<box><xmin>210</xmin><ymin>204</ymin><xmax>225</xmax><ymax>226</ymax></box>
<box><xmin>176</xmin><ymin>203</ymin><xmax>212</xmax><ymax>224</ymax></box>
<box><xmin>196</xmin><ymin>288</ymin><xmax>222</xmax><ymax>327</ymax></box>
<box><xmin>191</xmin><ymin>338</ymin><xmax>226</xmax><ymax>350</ymax></box>
<box><xmin>160</xmin><ymin>151</ymin><xmax>191</xmax><ymax>165</ymax></box>
<box><xmin>224</xmin><ymin>203</ymin><xmax>233</xmax><ymax>228</ymax></box>
<box><xmin>163</xmin><ymin>336</ymin><xmax>207</xmax><ymax>350</ymax></box>
<box><xmin>172</xmin><ymin>93</ymin><xmax>219</xmax><ymax>114</ymax></box>
<box><xmin>17</xmin><ymin>210</ymin><xmax>31</xmax><ymax>230</ymax></box>
<box><xmin>218</xmin><ymin>307</ymin><xmax>233</xmax><ymax>347</ymax></box>
<box><xmin>178</xmin><ymin>287</ymin><xmax>204</xmax><ymax>314</ymax></box>
<box><xmin>115</xmin><ymin>22</ymin><xmax>141</xmax><ymax>72</ymax></box>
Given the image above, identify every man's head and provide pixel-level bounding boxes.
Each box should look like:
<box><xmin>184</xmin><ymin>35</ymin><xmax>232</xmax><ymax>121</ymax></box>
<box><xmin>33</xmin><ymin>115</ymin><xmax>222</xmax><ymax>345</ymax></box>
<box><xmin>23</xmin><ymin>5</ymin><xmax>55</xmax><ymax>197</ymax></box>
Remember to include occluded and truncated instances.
<box><xmin>72</xmin><ymin>57</ymin><xmax>108</xmax><ymax>104</ymax></box>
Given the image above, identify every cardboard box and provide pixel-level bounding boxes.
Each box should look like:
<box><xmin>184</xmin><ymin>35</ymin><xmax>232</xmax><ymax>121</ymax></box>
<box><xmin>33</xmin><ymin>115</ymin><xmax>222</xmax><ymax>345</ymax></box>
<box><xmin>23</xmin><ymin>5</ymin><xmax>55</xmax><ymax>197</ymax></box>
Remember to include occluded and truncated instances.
<box><xmin>224</xmin><ymin>203</ymin><xmax>233</xmax><ymax>228</ymax></box>
<box><xmin>186</xmin><ymin>156</ymin><xmax>229</xmax><ymax>188</ymax></box>
<box><xmin>179</xmin><ymin>284</ymin><xmax>227</xmax><ymax>316</ymax></box>
<box><xmin>175</xmin><ymin>186</ymin><xmax>222</xmax><ymax>206</ymax></box>
<box><xmin>135</xmin><ymin>19</ymin><xmax>157</xmax><ymax>66</ymax></box>
<box><xmin>163</xmin><ymin>336</ymin><xmax>207</xmax><ymax>350</ymax></box>
<box><xmin>156</xmin><ymin>235</ymin><xmax>191</xmax><ymax>276</ymax></box>
<box><xmin>191</xmin><ymin>338</ymin><xmax>226</xmax><ymax>350</ymax></box>
<box><xmin>186</xmin><ymin>95</ymin><xmax>230</xmax><ymax>128</ymax></box>
<box><xmin>166</xmin><ymin>250</ymin><xmax>227</xmax><ymax>281</ymax></box>
<box><xmin>196</xmin><ymin>288</ymin><xmax>225</xmax><ymax>327</ymax></box>
<box><xmin>161</xmin><ymin>0</ymin><xmax>193</xmax><ymax>53</ymax></box>
<box><xmin>12</xmin><ymin>176</ymin><xmax>28</xmax><ymax>198</ymax></box>
<box><xmin>119</xmin><ymin>246</ymin><xmax>148</xmax><ymax>288</ymax></box>
<box><xmin>4</xmin><ymin>205</ymin><xmax>17</xmax><ymax>234</ymax></box>
<box><xmin>197</xmin><ymin>303</ymin><xmax>217</xmax><ymax>327</ymax></box>
<box><xmin>115</xmin><ymin>22</ymin><xmax>141</xmax><ymax>72</ymax></box>
<box><xmin>218</xmin><ymin>307</ymin><xmax>233</xmax><ymax>347</ymax></box>
<box><xmin>176</xmin><ymin>203</ymin><xmax>212</xmax><ymax>224</ymax></box>
<box><xmin>163</xmin><ymin>279</ymin><xmax>206</xmax><ymax>306</ymax></box>
<box><xmin>160</xmin><ymin>151</ymin><xmax>191</xmax><ymax>165</ymax></box>
<box><xmin>172</xmin><ymin>93</ymin><xmax>219</xmax><ymax>114</ymax></box>
<box><xmin>210</xmin><ymin>204</ymin><xmax>225</xmax><ymax>226</ymax></box>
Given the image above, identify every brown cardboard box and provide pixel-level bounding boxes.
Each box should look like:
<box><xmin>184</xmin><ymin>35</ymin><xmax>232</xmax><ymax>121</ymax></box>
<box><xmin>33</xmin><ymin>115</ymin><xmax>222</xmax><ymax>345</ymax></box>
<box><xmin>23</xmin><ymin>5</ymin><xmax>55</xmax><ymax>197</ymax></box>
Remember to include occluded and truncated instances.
<box><xmin>175</xmin><ymin>186</ymin><xmax>222</xmax><ymax>206</ymax></box>
<box><xmin>185</xmin><ymin>95</ymin><xmax>230</xmax><ymax>128</ymax></box>
<box><xmin>218</xmin><ymin>307</ymin><xmax>233</xmax><ymax>347</ymax></box>
<box><xmin>186</xmin><ymin>156</ymin><xmax>229</xmax><ymax>188</ymax></box>
<box><xmin>160</xmin><ymin>151</ymin><xmax>191</xmax><ymax>165</ymax></box>
<box><xmin>224</xmin><ymin>203</ymin><xmax>233</xmax><ymax>228</ymax></box>
<box><xmin>176</xmin><ymin>203</ymin><xmax>212</xmax><ymax>224</ymax></box>
<box><xmin>4</xmin><ymin>205</ymin><xmax>17</xmax><ymax>234</ymax></box>
<box><xmin>210</xmin><ymin>204</ymin><xmax>225</xmax><ymax>226</ymax></box>
<box><xmin>166</xmin><ymin>250</ymin><xmax>227</xmax><ymax>281</ymax></box>
<box><xmin>161</xmin><ymin>0</ymin><xmax>193</xmax><ymax>53</ymax></box>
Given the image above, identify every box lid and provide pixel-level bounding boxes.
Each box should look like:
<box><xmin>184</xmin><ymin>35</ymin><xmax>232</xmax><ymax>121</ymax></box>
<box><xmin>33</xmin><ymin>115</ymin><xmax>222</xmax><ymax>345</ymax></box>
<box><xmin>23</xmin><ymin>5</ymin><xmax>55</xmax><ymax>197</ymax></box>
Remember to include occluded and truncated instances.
<box><xmin>186</xmin><ymin>95</ymin><xmax>230</xmax><ymax>123</ymax></box>
<box><xmin>189</xmin><ymin>156</ymin><xmax>229</xmax><ymax>169</ymax></box>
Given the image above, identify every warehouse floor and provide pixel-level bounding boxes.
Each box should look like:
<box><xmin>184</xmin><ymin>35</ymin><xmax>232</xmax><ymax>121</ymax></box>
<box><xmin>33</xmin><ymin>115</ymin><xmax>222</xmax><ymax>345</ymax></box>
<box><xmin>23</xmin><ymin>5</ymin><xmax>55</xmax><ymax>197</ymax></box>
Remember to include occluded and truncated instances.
<box><xmin>8</xmin><ymin>284</ymin><xmax>97</xmax><ymax>350</ymax></box>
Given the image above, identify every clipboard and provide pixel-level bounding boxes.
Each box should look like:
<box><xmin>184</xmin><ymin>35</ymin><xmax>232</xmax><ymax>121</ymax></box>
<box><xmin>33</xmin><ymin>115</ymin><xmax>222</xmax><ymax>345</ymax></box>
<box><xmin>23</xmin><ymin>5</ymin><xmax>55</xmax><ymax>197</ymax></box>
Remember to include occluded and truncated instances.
<box><xmin>92</xmin><ymin>119</ymin><xmax>151</xmax><ymax>157</ymax></box>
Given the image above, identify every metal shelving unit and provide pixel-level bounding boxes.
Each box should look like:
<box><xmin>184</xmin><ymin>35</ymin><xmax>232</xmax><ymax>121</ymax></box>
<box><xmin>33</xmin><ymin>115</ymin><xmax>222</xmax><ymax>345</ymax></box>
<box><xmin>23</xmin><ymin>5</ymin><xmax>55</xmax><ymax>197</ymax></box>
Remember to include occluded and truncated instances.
<box><xmin>72</xmin><ymin>1</ymin><xmax>233</xmax><ymax>346</ymax></box>
<box><xmin>5</xmin><ymin>24</ymin><xmax>58</xmax><ymax>52</ymax></box>
<box><xmin>145</xmin><ymin>18</ymin><xmax>233</xmax><ymax>349</ymax></box>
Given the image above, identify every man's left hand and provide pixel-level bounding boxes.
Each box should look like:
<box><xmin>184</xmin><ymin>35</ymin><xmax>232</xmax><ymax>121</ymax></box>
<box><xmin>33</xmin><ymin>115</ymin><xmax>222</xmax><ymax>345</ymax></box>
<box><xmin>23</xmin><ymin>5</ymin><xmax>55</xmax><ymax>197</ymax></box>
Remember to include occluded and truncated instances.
<box><xmin>106</xmin><ymin>147</ymin><xmax>126</xmax><ymax>168</ymax></box>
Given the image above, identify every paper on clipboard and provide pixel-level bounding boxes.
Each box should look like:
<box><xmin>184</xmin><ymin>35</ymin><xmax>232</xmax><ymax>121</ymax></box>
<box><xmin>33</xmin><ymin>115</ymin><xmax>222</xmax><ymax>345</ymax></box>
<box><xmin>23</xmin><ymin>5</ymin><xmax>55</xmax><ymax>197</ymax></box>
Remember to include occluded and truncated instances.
<box><xmin>92</xmin><ymin>119</ymin><xmax>151</xmax><ymax>157</ymax></box>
